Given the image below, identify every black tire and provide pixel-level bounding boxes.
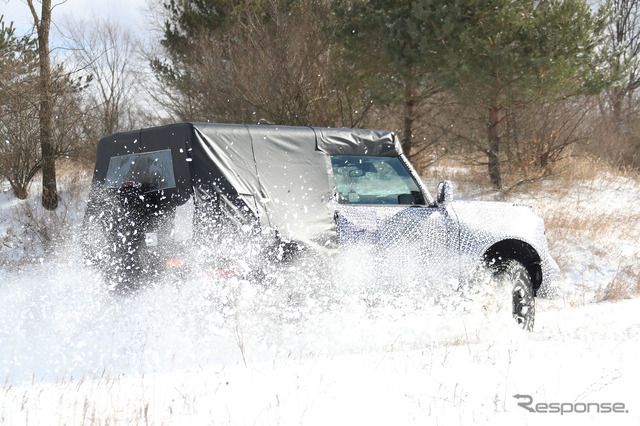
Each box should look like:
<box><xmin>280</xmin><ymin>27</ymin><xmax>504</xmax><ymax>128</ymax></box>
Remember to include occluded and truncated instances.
<box><xmin>498</xmin><ymin>260</ymin><xmax>536</xmax><ymax>331</ymax></box>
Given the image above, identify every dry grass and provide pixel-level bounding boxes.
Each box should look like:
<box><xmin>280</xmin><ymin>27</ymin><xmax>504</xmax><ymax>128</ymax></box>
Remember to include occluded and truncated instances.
<box><xmin>538</xmin><ymin>204</ymin><xmax>628</xmax><ymax>274</ymax></box>
<box><xmin>530</xmin><ymin>157</ymin><xmax>640</xmax><ymax>303</ymax></box>
<box><xmin>596</xmin><ymin>275</ymin><xmax>631</xmax><ymax>302</ymax></box>
<box><xmin>596</xmin><ymin>265</ymin><xmax>640</xmax><ymax>302</ymax></box>
<box><xmin>0</xmin><ymin>161</ymin><xmax>89</xmax><ymax>269</ymax></box>
<box><xmin>56</xmin><ymin>158</ymin><xmax>94</xmax><ymax>180</ymax></box>
<box><xmin>548</xmin><ymin>155</ymin><xmax>640</xmax><ymax>186</ymax></box>
<box><xmin>540</xmin><ymin>161</ymin><xmax>639</xmax><ymax>275</ymax></box>
<box><xmin>421</xmin><ymin>158</ymin><xmax>493</xmax><ymax>199</ymax></box>
<box><xmin>583</xmin><ymin>125</ymin><xmax>640</xmax><ymax>171</ymax></box>
<box><xmin>426</xmin><ymin>152</ymin><xmax>640</xmax><ymax>199</ymax></box>
<box><xmin>1</xmin><ymin>374</ymin><xmax>179</xmax><ymax>426</ymax></box>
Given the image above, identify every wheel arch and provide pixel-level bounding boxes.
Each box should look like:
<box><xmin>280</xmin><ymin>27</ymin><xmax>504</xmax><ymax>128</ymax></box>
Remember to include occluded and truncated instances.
<box><xmin>483</xmin><ymin>239</ymin><xmax>543</xmax><ymax>295</ymax></box>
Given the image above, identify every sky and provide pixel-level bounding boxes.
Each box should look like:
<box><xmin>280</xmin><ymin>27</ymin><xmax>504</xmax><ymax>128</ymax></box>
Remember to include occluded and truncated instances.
<box><xmin>1</xmin><ymin>0</ymin><xmax>150</xmax><ymax>36</ymax></box>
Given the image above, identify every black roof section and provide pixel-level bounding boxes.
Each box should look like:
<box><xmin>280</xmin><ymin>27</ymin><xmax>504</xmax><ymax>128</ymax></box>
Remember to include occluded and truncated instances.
<box><xmin>91</xmin><ymin>122</ymin><xmax>404</xmax><ymax>248</ymax></box>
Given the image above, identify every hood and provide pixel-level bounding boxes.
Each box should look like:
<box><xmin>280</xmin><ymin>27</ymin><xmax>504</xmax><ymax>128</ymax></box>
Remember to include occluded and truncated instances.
<box><xmin>451</xmin><ymin>200</ymin><xmax>546</xmax><ymax>250</ymax></box>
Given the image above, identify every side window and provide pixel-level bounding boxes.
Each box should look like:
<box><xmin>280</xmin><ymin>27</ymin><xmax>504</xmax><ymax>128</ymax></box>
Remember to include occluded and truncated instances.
<box><xmin>105</xmin><ymin>149</ymin><xmax>176</xmax><ymax>191</ymax></box>
<box><xmin>330</xmin><ymin>155</ymin><xmax>425</xmax><ymax>205</ymax></box>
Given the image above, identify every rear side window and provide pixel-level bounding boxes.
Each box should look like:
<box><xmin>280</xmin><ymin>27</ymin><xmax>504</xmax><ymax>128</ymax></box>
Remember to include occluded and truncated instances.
<box><xmin>330</xmin><ymin>155</ymin><xmax>425</xmax><ymax>205</ymax></box>
<box><xmin>105</xmin><ymin>149</ymin><xmax>176</xmax><ymax>191</ymax></box>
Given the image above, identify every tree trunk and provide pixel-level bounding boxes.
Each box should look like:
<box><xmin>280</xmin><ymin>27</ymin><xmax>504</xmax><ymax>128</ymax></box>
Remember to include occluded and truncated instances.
<box><xmin>402</xmin><ymin>86</ymin><xmax>415</xmax><ymax>156</ymax></box>
<box><xmin>29</xmin><ymin>0</ymin><xmax>58</xmax><ymax>210</ymax></box>
<box><xmin>11</xmin><ymin>183</ymin><xmax>28</xmax><ymax>200</ymax></box>
<box><xmin>487</xmin><ymin>107</ymin><xmax>502</xmax><ymax>190</ymax></box>
<box><xmin>611</xmin><ymin>87</ymin><xmax>625</xmax><ymax>130</ymax></box>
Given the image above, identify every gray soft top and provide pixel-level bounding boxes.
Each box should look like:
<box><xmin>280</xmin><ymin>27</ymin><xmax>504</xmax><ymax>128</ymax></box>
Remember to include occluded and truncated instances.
<box><xmin>91</xmin><ymin>122</ymin><xmax>404</xmax><ymax>248</ymax></box>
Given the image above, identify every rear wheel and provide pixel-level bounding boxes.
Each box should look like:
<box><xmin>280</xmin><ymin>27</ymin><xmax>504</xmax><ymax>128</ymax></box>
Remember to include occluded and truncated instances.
<box><xmin>498</xmin><ymin>260</ymin><xmax>535</xmax><ymax>331</ymax></box>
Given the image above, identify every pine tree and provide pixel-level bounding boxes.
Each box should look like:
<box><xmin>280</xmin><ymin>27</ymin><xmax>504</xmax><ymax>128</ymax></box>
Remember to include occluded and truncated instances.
<box><xmin>333</xmin><ymin>0</ymin><xmax>445</xmax><ymax>156</ymax></box>
<box><xmin>413</xmin><ymin>0</ymin><xmax>620</xmax><ymax>189</ymax></box>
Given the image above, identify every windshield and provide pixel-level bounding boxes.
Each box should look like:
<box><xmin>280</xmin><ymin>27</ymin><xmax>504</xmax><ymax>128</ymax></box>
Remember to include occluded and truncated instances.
<box><xmin>105</xmin><ymin>149</ymin><xmax>176</xmax><ymax>191</ymax></box>
<box><xmin>330</xmin><ymin>155</ymin><xmax>425</xmax><ymax>205</ymax></box>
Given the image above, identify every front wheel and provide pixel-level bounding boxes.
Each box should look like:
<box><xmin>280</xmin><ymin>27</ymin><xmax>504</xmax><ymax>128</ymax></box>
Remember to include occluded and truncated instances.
<box><xmin>498</xmin><ymin>260</ymin><xmax>535</xmax><ymax>331</ymax></box>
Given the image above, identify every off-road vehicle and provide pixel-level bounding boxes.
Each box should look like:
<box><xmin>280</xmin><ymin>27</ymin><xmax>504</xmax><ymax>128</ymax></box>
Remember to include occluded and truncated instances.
<box><xmin>83</xmin><ymin>122</ymin><xmax>560</xmax><ymax>330</ymax></box>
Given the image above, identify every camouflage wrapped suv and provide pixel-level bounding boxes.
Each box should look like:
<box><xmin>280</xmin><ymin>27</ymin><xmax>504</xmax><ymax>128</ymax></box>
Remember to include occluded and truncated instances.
<box><xmin>83</xmin><ymin>123</ymin><xmax>560</xmax><ymax>330</ymax></box>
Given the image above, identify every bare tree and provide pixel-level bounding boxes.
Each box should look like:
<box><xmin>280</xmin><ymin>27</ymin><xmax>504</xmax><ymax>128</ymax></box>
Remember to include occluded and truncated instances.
<box><xmin>27</xmin><ymin>0</ymin><xmax>58</xmax><ymax>210</ymax></box>
<box><xmin>63</xmin><ymin>16</ymin><xmax>142</xmax><ymax>142</ymax></box>
<box><xmin>602</xmin><ymin>0</ymin><xmax>640</xmax><ymax>128</ymax></box>
<box><xmin>227</xmin><ymin>0</ymin><xmax>372</xmax><ymax>127</ymax></box>
<box><xmin>501</xmin><ymin>99</ymin><xmax>597</xmax><ymax>182</ymax></box>
<box><xmin>1</xmin><ymin>61</ymin><xmax>84</xmax><ymax>199</ymax></box>
<box><xmin>1</xmin><ymin>13</ymin><xmax>87</xmax><ymax>199</ymax></box>
<box><xmin>0</xmin><ymin>86</ymin><xmax>41</xmax><ymax>199</ymax></box>
<box><xmin>588</xmin><ymin>0</ymin><xmax>640</xmax><ymax>169</ymax></box>
<box><xmin>152</xmin><ymin>0</ymin><xmax>373</xmax><ymax>127</ymax></box>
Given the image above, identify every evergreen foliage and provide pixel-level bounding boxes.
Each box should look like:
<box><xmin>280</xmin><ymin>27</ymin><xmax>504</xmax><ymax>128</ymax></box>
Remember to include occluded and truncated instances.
<box><xmin>413</xmin><ymin>0</ymin><xmax>621</xmax><ymax>188</ymax></box>
<box><xmin>333</xmin><ymin>0</ymin><xmax>443</xmax><ymax>156</ymax></box>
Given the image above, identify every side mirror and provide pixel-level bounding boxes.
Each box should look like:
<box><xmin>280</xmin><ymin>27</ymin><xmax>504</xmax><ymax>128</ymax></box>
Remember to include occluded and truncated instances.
<box><xmin>437</xmin><ymin>180</ymin><xmax>453</xmax><ymax>204</ymax></box>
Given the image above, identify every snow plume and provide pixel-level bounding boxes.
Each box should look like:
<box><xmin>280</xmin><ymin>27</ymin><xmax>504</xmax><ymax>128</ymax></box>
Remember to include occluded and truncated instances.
<box><xmin>0</xmin><ymin>228</ymin><xmax>521</xmax><ymax>387</ymax></box>
<box><xmin>2</xmin><ymin>167</ymin><xmax>640</xmax><ymax>424</ymax></box>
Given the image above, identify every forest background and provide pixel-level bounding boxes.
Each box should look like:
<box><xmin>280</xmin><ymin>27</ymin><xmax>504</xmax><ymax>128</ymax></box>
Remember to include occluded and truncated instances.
<box><xmin>1</xmin><ymin>0</ymin><xmax>639</xmax><ymax>207</ymax></box>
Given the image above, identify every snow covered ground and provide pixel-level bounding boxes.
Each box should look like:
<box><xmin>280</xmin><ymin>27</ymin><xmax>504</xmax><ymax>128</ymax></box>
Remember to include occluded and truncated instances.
<box><xmin>1</xmin><ymin>166</ymin><xmax>639</xmax><ymax>425</ymax></box>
